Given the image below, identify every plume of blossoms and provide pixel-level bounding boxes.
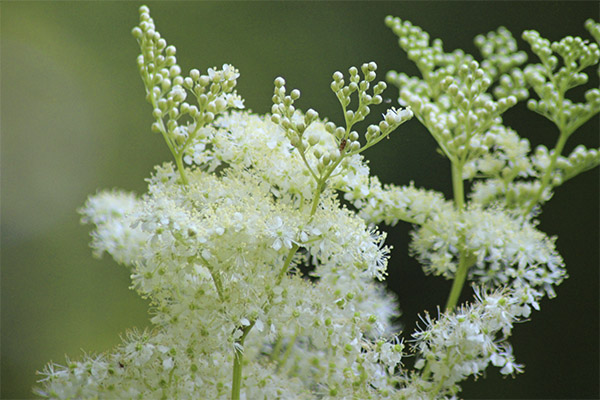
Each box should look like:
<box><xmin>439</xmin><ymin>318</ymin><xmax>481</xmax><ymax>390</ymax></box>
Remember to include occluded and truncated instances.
<box><xmin>37</xmin><ymin>6</ymin><xmax>413</xmax><ymax>399</ymax></box>
<box><xmin>397</xmin><ymin>286</ymin><xmax>538</xmax><ymax>399</ymax></box>
<box><xmin>341</xmin><ymin>16</ymin><xmax>598</xmax><ymax>398</ymax></box>
<box><xmin>36</xmin><ymin>7</ymin><xmax>599</xmax><ymax>400</ymax></box>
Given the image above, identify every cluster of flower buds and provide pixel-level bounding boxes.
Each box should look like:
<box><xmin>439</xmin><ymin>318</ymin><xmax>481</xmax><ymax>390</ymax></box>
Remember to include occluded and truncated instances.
<box><xmin>270</xmin><ymin>77</ymin><xmax>319</xmax><ymax>151</ymax></box>
<box><xmin>586</xmin><ymin>18</ymin><xmax>600</xmax><ymax>42</ymax></box>
<box><xmin>586</xmin><ymin>19</ymin><xmax>600</xmax><ymax>74</ymax></box>
<box><xmin>556</xmin><ymin>145</ymin><xmax>600</xmax><ymax>183</ymax></box>
<box><xmin>330</xmin><ymin>63</ymin><xmax>384</xmax><ymax>123</ymax></box>
<box><xmin>385</xmin><ymin>16</ymin><xmax>472</xmax><ymax>98</ymax></box>
<box><xmin>493</xmin><ymin>68</ymin><xmax>528</xmax><ymax>102</ymax></box>
<box><xmin>399</xmin><ymin>58</ymin><xmax>518</xmax><ymax>164</ymax></box>
<box><xmin>329</xmin><ymin>63</ymin><xmax>412</xmax><ymax>151</ymax></box>
<box><xmin>132</xmin><ymin>6</ymin><xmax>243</xmax><ymax>162</ymax></box>
<box><xmin>474</xmin><ymin>27</ymin><xmax>529</xmax><ymax>101</ymax></box>
<box><xmin>475</xmin><ymin>27</ymin><xmax>528</xmax><ymax>79</ymax></box>
<box><xmin>523</xmin><ymin>24</ymin><xmax>600</xmax><ymax>135</ymax></box>
<box><xmin>271</xmin><ymin>66</ymin><xmax>412</xmax><ymax>178</ymax></box>
<box><xmin>184</xmin><ymin>65</ymin><xmax>243</xmax><ymax>124</ymax></box>
<box><xmin>442</xmin><ymin>61</ymin><xmax>518</xmax><ymax>121</ymax></box>
<box><xmin>330</xmin><ymin>63</ymin><xmax>413</xmax><ymax>154</ymax></box>
<box><xmin>386</xmin><ymin>18</ymin><xmax>527</xmax><ymax>166</ymax></box>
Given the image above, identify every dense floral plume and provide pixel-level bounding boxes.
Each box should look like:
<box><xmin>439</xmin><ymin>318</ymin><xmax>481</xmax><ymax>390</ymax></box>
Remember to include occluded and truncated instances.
<box><xmin>37</xmin><ymin>6</ymin><xmax>599</xmax><ymax>399</ymax></box>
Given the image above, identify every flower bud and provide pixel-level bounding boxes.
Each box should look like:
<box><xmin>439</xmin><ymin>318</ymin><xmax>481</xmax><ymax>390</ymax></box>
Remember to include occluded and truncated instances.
<box><xmin>274</xmin><ymin>77</ymin><xmax>285</xmax><ymax>87</ymax></box>
<box><xmin>198</xmin><ymin>75</ymin><xmax>210</xmax><ymax>87</ymax></box>
<box><xmin>305</xmin><ymin>108</ymin><xmax>319</xmax><ymax>122</ymax></box>
<box><xmin>325</xmin><ymin>122</ymin><xmax>336</xmax><ymax>133</ymax></box>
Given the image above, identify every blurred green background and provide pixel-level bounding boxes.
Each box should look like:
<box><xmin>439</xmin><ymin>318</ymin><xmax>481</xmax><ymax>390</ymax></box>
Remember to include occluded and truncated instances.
<box><xmin>2</xmin><ymin>2</ymin><xmax>598</xmax><ymax>399</ymax></box>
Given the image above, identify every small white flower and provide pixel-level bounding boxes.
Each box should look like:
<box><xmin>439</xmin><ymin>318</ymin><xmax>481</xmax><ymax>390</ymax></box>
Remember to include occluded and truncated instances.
<box><xmin>162</xmin><ymin>357</ymin><xmax>174</xmax><ymax>370</ymax></box>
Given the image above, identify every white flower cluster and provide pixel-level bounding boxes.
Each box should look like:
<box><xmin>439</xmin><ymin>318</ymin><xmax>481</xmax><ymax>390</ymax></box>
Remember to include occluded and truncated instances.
<box><xmin>410</xmin><ymin>205</ymin><xmax>566</xmax><ymax>295</ymax></box>
<box><xmin>468</xmin><ymin>131</ymin><xmax>600</xmax><ymax>209</ymax></box>
<box><xmin>401</xmin><ymin>286</ymin><xmax>538</xmax><ymax>399</ymax></box>
<box><xmin>79</xmin><ymin>190</ymin><xmax>149</xmax><ymax>265</ymax></box>
<box><xmin>343</xmin><ymin>175</ymin><xmax>454</xmax><ymax>226</ymax></box>
<box><xmin>37</xmin><ymin>7</ymin><xmax>599</xmax><ymax>400</ymax></box>
<box><xmin>341</xmin><ymin>172</ymin><xmax>566</xmax><ymax>298</ymax></box>
<box><xmin>464</xmin><ymin>125</ymin><xmax>549</xmax><ymax>209</ymax></box>
<box><xmin>39</xmin><ymin>117</ymin><xmax>406</xmax><ymax>397</ymax></box>
<box><xmin>463</xmin><ymin>125</ymin><xmax>532</xmax><ymax>181</ymax></box>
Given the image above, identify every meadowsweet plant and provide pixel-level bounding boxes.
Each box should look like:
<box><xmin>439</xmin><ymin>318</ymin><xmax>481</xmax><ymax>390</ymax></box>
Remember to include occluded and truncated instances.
<box><xmin>37</xmin><ymin>6</ymin><xmax>599</xmax><ymax>399</ymax></box>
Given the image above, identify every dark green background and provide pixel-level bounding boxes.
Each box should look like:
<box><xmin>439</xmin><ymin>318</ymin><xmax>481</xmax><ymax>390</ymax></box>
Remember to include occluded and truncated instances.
<box><xmin>2</xmin><ymin>2</ymin><xmax>598</xmax><ymax>399</ymax></box>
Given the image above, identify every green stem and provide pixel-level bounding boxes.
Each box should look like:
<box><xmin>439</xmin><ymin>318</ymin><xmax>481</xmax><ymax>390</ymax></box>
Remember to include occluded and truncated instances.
<box><xmin>208</xmin><ymin>267</ymin><xmax>225</xmax><ymax>302</ymax></box>
<box><xmin>299</xmin><ymin>150</ymin><xmax>319</xmax><ymax>182</ymax></box>
<box><xmin>174</xmin><ymin>152</ymin><xmax>189</xmax><ymax>186</ymax></box>
<box><xmin>278</xmin><ymin>244</ymin><xmax>300</xmax><ymax>282</ymax></box>
<box><xmin>444</xmin><ymin>161</ymin><xmax>469</xmax><ymax>312</ymax></box>
<box><xmin>271</xmin><ymin>335</ymin><xmax>284</xmax><ymax>364</ymax></box>
<box><xmin>451</xmin><ymin>162</ymin><xmax>465</xmax><ymax>210</ymax></box>
<box><xmin>310</xmin><ymin>183</ymin><xmax>324</xmax><ymax>216</ymax></box>
<box><xmin>421</xmin><ymin>161</ymin><xmax>472</xmax><ymax>386</ymax></box>
<box><xmin>231</xmin><ymin>323</ymin><xmax>254</xmax><ymax>400</ymax></box>
<box><xmin>231</xmin><ymin>350</ymin><xmax>244</xmax><ymax>400</ymax></box>
<box><xmin>524</xmin><ymin>71</ymin><xmax>571</xmax><ymax>215</ymax></box>
<box><xmin>444</xmin><ymin>252</ymin><xmax>472</xmax><ymax>311</ymax></box>
<box><xmin>231</xmin><ymin>349</ymin><xmax>243</xmax><ymax>400</ymax></box>
<box><xmin>524</xmin><ymin>130</ymin><xmax>568</xmax><ymax>215</ymax></box>
<box><xmin>277</xmin><ymin>330</ymin><xmax>299</xmax><ymax>371</ymax></box>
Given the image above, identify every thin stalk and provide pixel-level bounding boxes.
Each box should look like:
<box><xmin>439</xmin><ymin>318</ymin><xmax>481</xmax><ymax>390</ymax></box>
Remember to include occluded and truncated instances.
<box><xmin>208</xmin><ymin>267</ymin><xmax>225</xmax><ymax>302</ymax></box>
<box><xmin>271</xmin><ymin>335</ymin><xmax>284</xmax><ymax>364</ymax></box>
<box><xmin>451</xmin><ymin>162</ymin><xmax>465</xmax><ymax>210</ymax></box>
<box><xmin>231</xmin><ymin>349</ymin><xmax>243</xmax><ymax>400</ymax></box>
<box><xmin>421</xmin><ymin>161</ymin><xmax>474</xmax><ymax>389</ymax></box>
<box><xmin>444</xmin><ymin>252</ymin><xmax>471</xmax><ymax>311</ymax></box>
<box><xmin>277</xmin><ymin>330</ymin><xmax>299</xmax><ymax>372</ymax></box>
<box><xmin>231</xmin><ymin>323</ymin><xmax>254</xmax><ymax>400</ymax></box>
<box><xmin>174</xmin><ymin>152</ymin><xmax>189</xmax><ymax>186</ymax></box>
<box><xmin>524</xmin><ymin>130</ymin><xmax>568</xmax><ymax>215</ymax></box>
<box><xmin>309</xmin><ymin>183</ymin><xmax>324</xmax><ymax>218</ymax></box>
<box><xmin>278</xmin><ymin>244</ymin><xmax>300</xmax><ymax>282</ymax></box>
<box><xmin>444</xmin><ymin>161</ymin><xmax>469</xmax><ymax>312</ymax></box>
